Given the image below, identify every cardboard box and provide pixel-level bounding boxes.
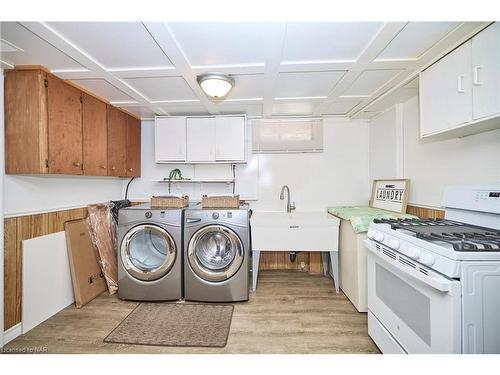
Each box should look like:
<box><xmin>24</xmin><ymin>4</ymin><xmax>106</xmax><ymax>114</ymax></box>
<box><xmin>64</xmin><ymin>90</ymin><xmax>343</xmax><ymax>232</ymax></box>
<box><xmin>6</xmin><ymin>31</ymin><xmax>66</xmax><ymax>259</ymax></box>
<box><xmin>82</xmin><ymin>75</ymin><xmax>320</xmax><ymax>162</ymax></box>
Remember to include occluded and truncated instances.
<box><xmin>65</xmin><ymin>219</ymin><xmax>107</xmax><ymax>308</ymax></box>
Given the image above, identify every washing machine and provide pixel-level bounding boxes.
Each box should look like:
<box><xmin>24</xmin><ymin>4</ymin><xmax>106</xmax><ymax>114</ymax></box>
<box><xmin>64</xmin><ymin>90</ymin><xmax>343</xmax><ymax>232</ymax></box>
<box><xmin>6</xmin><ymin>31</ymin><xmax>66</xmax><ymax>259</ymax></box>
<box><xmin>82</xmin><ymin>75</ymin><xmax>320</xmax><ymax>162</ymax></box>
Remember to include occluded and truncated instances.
<box><xmin>117</xmin><ymin>204</ymin><xmax>183</xmax><ymax>301</ymax></box>
<box><xmin>184</xmin><ymin>207</ymin><xmax>250</xmax><ymax>302</ymax></box>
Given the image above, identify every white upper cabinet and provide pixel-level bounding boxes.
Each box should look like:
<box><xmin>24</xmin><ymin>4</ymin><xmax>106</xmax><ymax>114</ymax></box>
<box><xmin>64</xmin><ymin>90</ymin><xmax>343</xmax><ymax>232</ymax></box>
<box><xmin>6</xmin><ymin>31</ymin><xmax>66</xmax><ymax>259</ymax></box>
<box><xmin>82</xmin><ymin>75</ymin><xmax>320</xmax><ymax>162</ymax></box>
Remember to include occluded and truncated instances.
<box><xmin>155</xmin><ymin>116</ymin><xmax>246</xmax><ymax>163</ymax></box>
<box><xmin>420</xmin><ymin>23</ymin><xmax>500</xmax><ymax>139</ymax></box>
<box><xmin>155</xmin><ymin>117</ymin><xmax>187</xmax><ymax>162</ymax></box>
<box><xmin>186</xmin><ymin>117</ymin><xmax>216</xmax><ymax>162</ymax></box>
<box><xmin>420</xmin><ymin>41</ymin><xmax>472</xmax><ymax>137</ymax></box>
<box><xmin>472</xmin><ymin>23</ymin><xmax>500</xmax><ymax>120</ymax></box>
<box><xmin>215</xmin><ymin>117</ymin><xmax>246</xmax><ymax>161</ymax></box>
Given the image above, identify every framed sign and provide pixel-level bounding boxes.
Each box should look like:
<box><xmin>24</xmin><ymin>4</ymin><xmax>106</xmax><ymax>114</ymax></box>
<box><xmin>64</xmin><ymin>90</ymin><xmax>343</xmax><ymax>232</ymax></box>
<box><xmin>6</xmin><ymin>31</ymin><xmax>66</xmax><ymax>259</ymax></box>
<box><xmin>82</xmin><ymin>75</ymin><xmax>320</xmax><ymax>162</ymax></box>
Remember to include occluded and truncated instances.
<box><xmin>370</xmin><ymin>179</ymin><xmax>410</xmax><ymax>213</ymax></box>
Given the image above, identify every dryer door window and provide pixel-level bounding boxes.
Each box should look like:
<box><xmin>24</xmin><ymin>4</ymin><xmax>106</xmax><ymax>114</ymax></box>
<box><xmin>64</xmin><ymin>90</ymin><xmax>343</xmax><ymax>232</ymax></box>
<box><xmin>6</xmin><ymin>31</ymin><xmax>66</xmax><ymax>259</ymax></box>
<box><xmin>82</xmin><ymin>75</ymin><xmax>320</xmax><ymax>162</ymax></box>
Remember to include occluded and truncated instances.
<box><xmin>188</xmin><ymin>225</ymin><xmax>244</xmax><ymax>282</ymax></box>
<box><xmin>121</xmin><ymin>224</ymin><xmax>176</xmax><ymax>281</ymax></box>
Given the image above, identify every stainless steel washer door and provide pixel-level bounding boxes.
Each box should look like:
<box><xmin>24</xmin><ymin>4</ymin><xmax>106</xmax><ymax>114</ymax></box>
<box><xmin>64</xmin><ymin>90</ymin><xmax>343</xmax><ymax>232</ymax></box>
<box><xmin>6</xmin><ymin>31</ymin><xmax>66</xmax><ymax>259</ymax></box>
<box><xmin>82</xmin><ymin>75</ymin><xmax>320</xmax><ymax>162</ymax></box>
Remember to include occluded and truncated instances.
<box><xmin>121</xmin><ymin>224</ymin><xmax>176</xmax><ymax>281</ymax></box>
<box><xmin>188</xmin><ymin>225</ymin><xmax>244</xmax><ymax>282</ymax></box>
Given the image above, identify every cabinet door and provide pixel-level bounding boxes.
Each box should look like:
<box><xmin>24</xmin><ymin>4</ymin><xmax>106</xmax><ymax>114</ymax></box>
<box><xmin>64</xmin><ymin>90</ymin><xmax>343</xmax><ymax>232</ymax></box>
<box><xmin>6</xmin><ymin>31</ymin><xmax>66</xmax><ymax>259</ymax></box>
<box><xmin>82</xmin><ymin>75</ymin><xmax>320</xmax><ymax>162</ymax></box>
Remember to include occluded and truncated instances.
<box><xmin>186</xmin><ymin>118</ymin><xmax>216</xmax><ymax>162</ymax></box>
<box><xmin>126</xmin><ymin>115</ymin><xmax>141</xmax><ymax>177</ymax></box>
<box><xmin>420</xmin><ymin>41</ymin><xmax>473</xmax><ymax>136</ymax></box>
<box><xmin>107</xmin><ymin>106</ymin><xmax>127</xmax><ymax>176</ymax></box>
<box><xmin>82</xmin><ymin>93</ymin><xmax>108</xmax><ymax>176</ymax></box>
<box><xmin>472</xmin><ymin>22</ymin><xmax>500</xmax><ymax>120</ymax></box>
<box><xmin>47</xmin><ymin>75</ymin><xmax>83</xmax><ymax>174</ymax></box>
<box><xmin>215</xmin><ymin>117</ymin><xmax>246</xmax><ymax>161</ymax></box>
<box><xmin>155</xmin><ymin>117</ymin><xmax>187</xmax><ymax>162</ymax></box>
<box><xmin>4</xmin><ymin>69</ymin><xmax>48</xmax><ymax>174</ymax></box>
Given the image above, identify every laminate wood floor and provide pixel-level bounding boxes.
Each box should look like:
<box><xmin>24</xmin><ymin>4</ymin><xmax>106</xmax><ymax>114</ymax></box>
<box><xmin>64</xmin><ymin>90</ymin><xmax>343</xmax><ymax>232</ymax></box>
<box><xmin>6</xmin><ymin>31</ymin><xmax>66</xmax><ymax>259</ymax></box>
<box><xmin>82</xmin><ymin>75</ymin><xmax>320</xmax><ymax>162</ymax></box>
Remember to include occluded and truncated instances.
<box><xmin>4</xmin><ymin>271</ymin><xmax>380</xmax><ymax>354</ymax></box>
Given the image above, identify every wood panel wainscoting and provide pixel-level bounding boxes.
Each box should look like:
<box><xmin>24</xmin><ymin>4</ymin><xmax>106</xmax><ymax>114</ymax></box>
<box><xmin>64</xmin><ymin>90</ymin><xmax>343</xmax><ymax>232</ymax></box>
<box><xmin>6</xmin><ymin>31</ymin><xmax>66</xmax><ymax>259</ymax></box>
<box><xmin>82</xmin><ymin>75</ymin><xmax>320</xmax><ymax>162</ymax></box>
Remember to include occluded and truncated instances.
<box><xmin>3</xmin><ymin>207</ymin><xmax>89</xmax><ymax>330</ymax></box>
<box><xmin>406</xmin><ymin>204</ymin><xmax>445</xmax><ymax>219</ymax></box>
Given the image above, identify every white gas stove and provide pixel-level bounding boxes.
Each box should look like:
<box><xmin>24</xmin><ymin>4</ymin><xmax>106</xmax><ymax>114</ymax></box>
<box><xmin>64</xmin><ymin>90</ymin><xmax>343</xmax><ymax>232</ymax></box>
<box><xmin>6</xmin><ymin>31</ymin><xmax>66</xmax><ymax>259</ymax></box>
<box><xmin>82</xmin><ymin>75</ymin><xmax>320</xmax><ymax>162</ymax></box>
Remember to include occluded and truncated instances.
<box><xmin>365</xmin><ymin>185</ymin><xmax>500</xmax><ymax>354</ymax></box>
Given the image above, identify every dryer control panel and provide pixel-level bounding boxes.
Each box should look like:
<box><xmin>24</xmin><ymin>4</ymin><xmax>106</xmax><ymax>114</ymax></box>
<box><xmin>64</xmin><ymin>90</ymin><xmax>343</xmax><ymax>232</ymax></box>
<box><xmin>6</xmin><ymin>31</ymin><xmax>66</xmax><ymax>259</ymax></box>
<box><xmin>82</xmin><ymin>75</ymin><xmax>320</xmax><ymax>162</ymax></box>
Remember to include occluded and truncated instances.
<box><xmin>185</xmin><ymin>209</ymin><xmax>248</xmax><ymax>226</ymax></box>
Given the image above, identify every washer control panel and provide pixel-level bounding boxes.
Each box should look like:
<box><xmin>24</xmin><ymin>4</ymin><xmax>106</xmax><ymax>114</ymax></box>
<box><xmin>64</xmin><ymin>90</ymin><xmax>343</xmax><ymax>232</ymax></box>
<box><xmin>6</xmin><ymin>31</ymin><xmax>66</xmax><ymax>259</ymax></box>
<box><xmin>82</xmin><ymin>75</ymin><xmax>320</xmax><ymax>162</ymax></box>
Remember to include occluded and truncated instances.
<box><xmin>185</xmin><ymin>209</ymin><xmax>248</xmax><ymax>226</ymax></box>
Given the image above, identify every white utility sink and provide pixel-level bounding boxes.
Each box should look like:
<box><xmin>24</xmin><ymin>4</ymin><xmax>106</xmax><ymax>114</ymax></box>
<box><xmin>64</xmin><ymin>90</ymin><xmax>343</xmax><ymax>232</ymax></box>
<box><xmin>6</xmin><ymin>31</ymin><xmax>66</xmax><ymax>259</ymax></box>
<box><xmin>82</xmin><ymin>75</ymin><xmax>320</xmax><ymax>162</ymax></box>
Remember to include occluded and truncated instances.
<box><xmin>250</xmin><ymin>211</ymin><xmax>340</xmax><ymax>292</ymax></box>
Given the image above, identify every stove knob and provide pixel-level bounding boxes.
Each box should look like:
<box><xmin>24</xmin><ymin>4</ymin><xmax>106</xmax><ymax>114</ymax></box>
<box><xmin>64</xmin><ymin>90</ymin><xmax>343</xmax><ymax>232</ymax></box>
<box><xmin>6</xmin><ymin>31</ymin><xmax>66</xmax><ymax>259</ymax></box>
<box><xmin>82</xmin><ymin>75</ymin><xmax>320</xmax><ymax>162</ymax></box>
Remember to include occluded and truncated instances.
<box><xmin>388</xmin><ymin>239</ymin><xmax>400</xmax><ymax>249</ymax></box>
<box><xmin>374</xmin><ymin>232</ymin><xmax>384</xmax><ymax>242</ymax></box>
<box><xmin>407</xmin><ymin>247</ymin><xmax>421</xmax><ymax>260</ymax></box>
<box><xmin>367</xmin><ymin>230</ymin><xmax>376</xmax><ymax>239</ymax></box>
<box><xmin>419</xmin><ymin>253</ymin><xmax>435</xmax><ymax>266</ymax></box>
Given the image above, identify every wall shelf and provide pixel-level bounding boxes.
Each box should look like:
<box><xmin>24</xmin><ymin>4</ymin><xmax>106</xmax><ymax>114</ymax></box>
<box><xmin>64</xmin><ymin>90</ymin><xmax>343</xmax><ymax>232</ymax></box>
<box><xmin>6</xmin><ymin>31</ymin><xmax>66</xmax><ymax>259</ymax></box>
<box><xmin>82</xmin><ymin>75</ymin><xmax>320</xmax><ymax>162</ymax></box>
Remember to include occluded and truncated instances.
<box><xmin>157</xmin><ymin>179</ymin><xmax>235</xmax><ymax>184</ymax></box>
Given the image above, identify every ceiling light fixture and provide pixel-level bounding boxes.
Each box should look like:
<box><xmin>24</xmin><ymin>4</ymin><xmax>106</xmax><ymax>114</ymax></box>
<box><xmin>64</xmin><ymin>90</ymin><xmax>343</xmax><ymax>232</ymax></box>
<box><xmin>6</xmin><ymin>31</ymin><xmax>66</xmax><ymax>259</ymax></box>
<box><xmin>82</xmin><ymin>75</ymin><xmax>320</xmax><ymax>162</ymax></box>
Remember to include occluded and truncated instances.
<box><xmin>197</xmin><ymin>72</ymin><xmax>234</xmax><ymax>100</ymax></box>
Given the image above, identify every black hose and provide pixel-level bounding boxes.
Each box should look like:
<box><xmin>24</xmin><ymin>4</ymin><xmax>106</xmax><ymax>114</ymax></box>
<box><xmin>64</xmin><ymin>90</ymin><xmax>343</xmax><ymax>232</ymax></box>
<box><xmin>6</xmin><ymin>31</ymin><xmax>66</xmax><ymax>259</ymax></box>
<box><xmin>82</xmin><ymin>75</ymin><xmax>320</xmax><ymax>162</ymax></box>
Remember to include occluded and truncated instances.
<box><xmin>125</xmin><ymin>177</ymin><xmax>135</xmax><ymax>200</ymax></box>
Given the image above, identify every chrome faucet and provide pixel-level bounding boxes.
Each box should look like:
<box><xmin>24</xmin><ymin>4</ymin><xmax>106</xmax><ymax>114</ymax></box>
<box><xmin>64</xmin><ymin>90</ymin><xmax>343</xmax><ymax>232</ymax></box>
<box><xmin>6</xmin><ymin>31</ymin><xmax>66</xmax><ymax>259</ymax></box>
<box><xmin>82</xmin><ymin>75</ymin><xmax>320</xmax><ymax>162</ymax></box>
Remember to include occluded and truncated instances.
<box><xmin>280</xmin><ymin>185</ymin><xmax>296</xmax><ymax>213</ymax></box>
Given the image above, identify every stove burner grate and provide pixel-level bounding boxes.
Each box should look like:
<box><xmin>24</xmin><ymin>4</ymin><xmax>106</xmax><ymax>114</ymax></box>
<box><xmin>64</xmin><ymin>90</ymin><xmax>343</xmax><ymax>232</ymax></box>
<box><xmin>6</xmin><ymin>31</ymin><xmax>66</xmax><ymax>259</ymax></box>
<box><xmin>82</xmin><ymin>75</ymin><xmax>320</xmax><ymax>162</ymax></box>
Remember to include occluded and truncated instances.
<box><xmin>373</xmin><ymin>218</ymin><xmax>500</xmax><ymax>252</ymax></box>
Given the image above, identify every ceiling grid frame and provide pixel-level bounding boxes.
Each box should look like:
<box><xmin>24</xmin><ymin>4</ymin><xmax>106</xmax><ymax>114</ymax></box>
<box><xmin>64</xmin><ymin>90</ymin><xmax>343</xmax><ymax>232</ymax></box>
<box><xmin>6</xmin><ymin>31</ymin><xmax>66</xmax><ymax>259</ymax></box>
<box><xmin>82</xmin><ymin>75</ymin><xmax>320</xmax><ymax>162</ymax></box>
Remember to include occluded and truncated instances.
<box><xmin>0</xmin><ymin>21</ymin><xmax>491</xmax><ymax>119</ymax></box>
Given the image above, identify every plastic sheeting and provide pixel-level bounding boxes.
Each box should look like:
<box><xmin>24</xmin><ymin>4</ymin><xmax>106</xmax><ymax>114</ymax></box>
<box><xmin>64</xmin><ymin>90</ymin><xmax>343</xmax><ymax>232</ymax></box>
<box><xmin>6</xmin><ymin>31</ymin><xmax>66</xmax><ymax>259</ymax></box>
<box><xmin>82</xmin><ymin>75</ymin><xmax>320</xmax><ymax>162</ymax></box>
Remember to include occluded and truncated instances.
<box><xmin>86</xmin><ymin>203</ymin><xmax>118</xmax><ymax>294</ymax></box>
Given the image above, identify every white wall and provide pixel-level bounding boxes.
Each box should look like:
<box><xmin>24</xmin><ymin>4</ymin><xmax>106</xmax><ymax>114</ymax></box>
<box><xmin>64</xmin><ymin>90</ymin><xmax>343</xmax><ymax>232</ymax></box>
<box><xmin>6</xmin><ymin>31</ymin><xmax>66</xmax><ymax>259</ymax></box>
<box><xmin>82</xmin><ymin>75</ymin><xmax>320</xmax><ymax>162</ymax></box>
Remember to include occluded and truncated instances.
<box><xmin>369</xmin><ymin>106</ymin><xmax>398</xmax><ymax>181</ymax></box>
<box><xmin>133</xmin><ymin>118</ymin><xmax>371</xmax><ymax>212</ymax></box>
<box><xmin>250</xmin><ymin>119</ymin><xmax>370</xmax><ymax>211</ymax></box>
<box><xmin>3</xmin><ymin>175</ymin><xmax>126</xmax><ymax>217</ymax></box>
<box><xmin>369</xmin><ymin>95</ymin><xmax>500</xmax><ymax>208</ymax></box>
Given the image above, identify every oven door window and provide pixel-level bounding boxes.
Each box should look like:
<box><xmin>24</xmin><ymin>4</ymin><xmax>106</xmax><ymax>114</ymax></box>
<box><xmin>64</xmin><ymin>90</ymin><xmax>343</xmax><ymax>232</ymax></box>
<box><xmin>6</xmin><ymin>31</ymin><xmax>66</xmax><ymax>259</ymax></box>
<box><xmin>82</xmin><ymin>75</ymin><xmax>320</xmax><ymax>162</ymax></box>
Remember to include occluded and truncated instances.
<box><xmin>376</xmin><ymin>263</ymin><xmax>432</xmax><ymax>345</ymax></box>
<box><xmin>367</xmin><ymin>246</ymin><xmax>462</xmax><ymax>354</ymax></box>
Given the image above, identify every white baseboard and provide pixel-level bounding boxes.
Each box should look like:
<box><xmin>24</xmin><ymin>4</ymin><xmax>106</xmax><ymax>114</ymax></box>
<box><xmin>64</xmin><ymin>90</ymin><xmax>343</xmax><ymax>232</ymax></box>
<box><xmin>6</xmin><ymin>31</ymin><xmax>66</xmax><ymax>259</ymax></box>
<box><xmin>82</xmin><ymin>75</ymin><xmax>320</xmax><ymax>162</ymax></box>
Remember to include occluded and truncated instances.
<box><xmin>3</xmin><ymin>323</ymin><xmax>22</xmax><ymax>345</ymax></box>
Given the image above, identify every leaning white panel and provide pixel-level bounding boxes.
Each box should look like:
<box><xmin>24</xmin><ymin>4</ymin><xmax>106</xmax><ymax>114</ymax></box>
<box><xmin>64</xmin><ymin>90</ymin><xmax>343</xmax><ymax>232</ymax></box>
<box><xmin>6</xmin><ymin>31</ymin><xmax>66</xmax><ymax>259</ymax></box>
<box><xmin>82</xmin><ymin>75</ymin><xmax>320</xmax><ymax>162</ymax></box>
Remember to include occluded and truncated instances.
<box><xmin>22</xmin><ymin>232</ymin><xmax>74</xmax><ymax>334</ymax></box>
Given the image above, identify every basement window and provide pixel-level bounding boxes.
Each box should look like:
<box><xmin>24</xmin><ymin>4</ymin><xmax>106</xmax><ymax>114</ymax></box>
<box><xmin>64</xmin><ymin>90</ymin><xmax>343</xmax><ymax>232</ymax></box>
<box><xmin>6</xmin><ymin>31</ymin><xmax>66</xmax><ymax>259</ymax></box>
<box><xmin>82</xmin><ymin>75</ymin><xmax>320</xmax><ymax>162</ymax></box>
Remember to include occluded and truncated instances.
<box><xmin>252</xmin><ymin>118</ymin><xmax>323</xmax><ymax>153</ymax></box>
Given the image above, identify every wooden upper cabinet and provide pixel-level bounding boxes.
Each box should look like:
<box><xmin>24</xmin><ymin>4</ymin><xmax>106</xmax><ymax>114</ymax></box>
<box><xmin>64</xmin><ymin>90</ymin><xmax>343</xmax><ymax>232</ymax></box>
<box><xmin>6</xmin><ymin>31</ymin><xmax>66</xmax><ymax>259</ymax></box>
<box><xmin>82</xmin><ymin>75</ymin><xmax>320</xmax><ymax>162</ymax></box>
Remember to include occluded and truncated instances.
<box><xmin>126</xmin><ymin>115</ymin><xmax>141</xmax><ymax>177</ymax></box>
<box><xmin>4</xmin><ymin>69</ymin><xmax>49</xmax><ymax>174</ymax></box>
<box><xmin>47</xmin><ymin>74</ymin><xmax>83</xmax><ymax>174</ymax></box>
<box><xmin>5</xmin><ymin>67</ymin><xmax>141</xmax><ymax>177</ymax></box>
<box><xmin>107</xmin><ymin>106</ymin><xmax>127</xmax><ymax>177</ymax></box>
<box><xmin>82</xmin><ymin>93</ymin><xmax>108</xmax><ymax>176</ymax></box>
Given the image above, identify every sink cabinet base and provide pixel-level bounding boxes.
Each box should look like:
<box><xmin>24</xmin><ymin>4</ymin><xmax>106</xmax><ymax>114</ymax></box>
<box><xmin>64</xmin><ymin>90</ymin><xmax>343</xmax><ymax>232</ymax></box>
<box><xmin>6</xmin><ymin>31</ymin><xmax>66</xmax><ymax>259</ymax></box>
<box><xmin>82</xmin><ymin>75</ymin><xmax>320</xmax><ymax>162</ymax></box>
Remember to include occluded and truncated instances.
<box><xmin>252</xmin><ymin>250</ymin><xmax>339</xmax><ymax>293</ymax></box>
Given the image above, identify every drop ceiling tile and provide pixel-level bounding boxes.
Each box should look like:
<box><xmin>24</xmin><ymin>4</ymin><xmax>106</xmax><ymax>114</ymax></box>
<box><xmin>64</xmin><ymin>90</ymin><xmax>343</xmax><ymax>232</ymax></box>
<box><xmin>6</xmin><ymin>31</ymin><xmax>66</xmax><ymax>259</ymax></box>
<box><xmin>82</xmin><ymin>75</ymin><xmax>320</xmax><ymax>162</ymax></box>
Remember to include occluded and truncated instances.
<box><xmin>159</xmin><ymin>103</ymin><xmax>209</xmax><ymax>116</ymax></box>
<box><xmin>282</xmin><ymin>22</ymin><xmax>382</xmax><ymax>62</ymax></box>
<box><xmin>47</xmin><ymin>22</ymin><xmax>173</xmax><ymax>69</ymax></box>
<box><xmin>321</xmin><ymin>101</ymin><xmax>361</xmax><ymax>115</ymax></box>
<box><xmin>0</xmin><ymin>22</ymin><xmax>84</xmax><ymax>70</ymax></box>
<box><xmin>120</xmin><ymin>106</ymin><xmax>156</xmax><ymax>119</ymax></box>
<box><xmin>71</xmin><ymin>79</ymin><xmax>133</xmax><ymax>102</ymax></box>
<box><xmin>168</xmin><ymin>23</ymin><xmax>284</xmax><ymax>66</ymax></box>
<box><xmin>272</xmin><ymin>102</ymin><xmax>316</xmax><ymax>116</ymax></box>
<box><xmin>216</xmin><ymin>103</ymin><xmax>263</xmax><ymax>116</ymax></box>
<box><xmin>377</xmin><ymin>22</ymin><xmax>459</xmax><ymax>60</ymax></box>
<box><xmin>226</xmin><ymin>74</ymin><xmax>265</xmax><ymax>100</ymax></box>
<box><xmin>275</xmin><ymin>71</ymin><xmax>345</xmax><ymax>98</ymax></box>
<box><xmin>342</xmin><ymin>70</ymin><xmax>402</xmax><ymax>97</ymax></box>
<box><xmin>124</xmin><ymin>76</ymin><xmax>197</xmax><ymax>101</ymax></box>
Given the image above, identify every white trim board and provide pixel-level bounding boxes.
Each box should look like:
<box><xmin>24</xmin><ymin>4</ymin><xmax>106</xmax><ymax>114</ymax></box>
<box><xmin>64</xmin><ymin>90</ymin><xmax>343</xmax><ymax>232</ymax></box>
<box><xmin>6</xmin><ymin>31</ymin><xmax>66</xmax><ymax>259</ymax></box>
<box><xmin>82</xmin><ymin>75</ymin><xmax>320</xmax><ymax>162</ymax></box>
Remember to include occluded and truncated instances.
<box><xmin>0</xmin><ymin>68</ymin><xmax>5</xmax><ymax>348</ymax></box>
<box><xmin>3</xmin><ymin>324</ymin><xmax>22</xmax><ymax>346</ymax></box>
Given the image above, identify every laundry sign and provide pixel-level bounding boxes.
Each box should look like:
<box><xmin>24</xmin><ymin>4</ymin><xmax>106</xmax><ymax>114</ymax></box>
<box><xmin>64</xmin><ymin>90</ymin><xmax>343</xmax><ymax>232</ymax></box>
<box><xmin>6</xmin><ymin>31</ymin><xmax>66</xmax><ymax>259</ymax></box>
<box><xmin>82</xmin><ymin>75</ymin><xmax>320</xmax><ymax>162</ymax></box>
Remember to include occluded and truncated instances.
<box><xmin>370</xmin><ymin>179</ymin><xmax>410</xmax><ymax>213</ymax></box>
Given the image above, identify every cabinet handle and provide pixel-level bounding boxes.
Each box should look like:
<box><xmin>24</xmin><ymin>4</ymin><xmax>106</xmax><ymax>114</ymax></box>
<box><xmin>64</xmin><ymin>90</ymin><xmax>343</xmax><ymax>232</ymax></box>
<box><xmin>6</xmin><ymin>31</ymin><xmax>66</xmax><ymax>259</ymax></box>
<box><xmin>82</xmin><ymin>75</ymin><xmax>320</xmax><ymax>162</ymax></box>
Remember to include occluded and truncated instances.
<box><xmin>73</xmin><ymin>162</ymin><xmax>81</xmax><ymax>167</ymax></box>
<box><xmin>457</xmin><ymin>74</ymin><xmax>466</xmax><ymax>93</ymax></box>
<box><xmin>128</xmin><ymin>168</ymin><xmax>133</xmax><ymax>172</ymax></box>
<box><xmin>111</xmin><ymin>166</ymin><xmax>116</xmax><ymax>171</ymax></box>
<box><xmin>473</xmin><ymin>66</ymin><xmax>482</xmax><ymax>86</ymax></box>
<box><xmin>100</xmin><ymin>165</ymin><xmax>107</xmax><ymax>170</ymax></box>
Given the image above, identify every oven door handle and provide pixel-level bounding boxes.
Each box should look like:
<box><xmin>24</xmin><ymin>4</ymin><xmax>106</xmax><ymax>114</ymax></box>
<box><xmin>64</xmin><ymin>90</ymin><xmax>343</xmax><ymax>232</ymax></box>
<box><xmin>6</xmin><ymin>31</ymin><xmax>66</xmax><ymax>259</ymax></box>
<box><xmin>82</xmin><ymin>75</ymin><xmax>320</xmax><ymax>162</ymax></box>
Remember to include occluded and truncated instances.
<box><xmin>365</xmin><ymin>240</ymin><xmax>454</xmax><ymax>293</ymax></box>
